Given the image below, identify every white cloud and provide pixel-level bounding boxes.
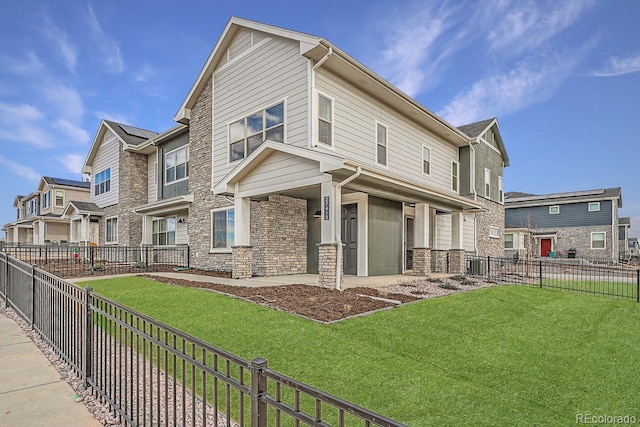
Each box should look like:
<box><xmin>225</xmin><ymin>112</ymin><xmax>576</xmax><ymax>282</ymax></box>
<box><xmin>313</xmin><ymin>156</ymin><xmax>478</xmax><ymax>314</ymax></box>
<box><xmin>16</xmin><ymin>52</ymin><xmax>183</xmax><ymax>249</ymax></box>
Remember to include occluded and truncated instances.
<box><xmin>439</xmin><ymin>53</ymin><xmax>581</xmax><ymax>126</ymax></box>
<box><xmin>94</xmin><ymin>110</ymin><xmax>130</xmax><ymax>124</ymax></box>
<box><xmin>0</xmin><ymin>50</ymin><xmax>45</xmax><ymax>75</ymax></box>
<box><xmin>133</xmin><ymin>63</ymin><xmax>156</xmax><ymax>82</ymax></box>
<box><xmin>41</xmin><ymin>15</ymin><xmax>77</xmax><ymax>72</ymax></box>
<box><xmin>487</xmin><ymin>0</ymin><xmax>595</xmax><ymax>53</ymax></box>
<box><xmin>86</xmin><ymin>5</ymin><xmax>125</xmax><ymax>74</ymax></box>
<box><xmin>0</xmin><ymin>155</ymin><xmax>41</xmax><ymax>183</ymax></box>
<box><xmin>40</xmin><ymin>82</ymin><xmax>84</xmax><ymax>122</ymax></box>
<box><xmin>0</xmin><ymin>103</ymin><xmax>51</xmax><ymax>148</ymax></box>
<box><xmin>591</xmin><ymin>53</ymin><xmax>640</xmax><ymax>77</ymax></box>
<box><xmin>57</xmin><ymin>153</ymin><xmax>85</xmax><ymax>174</ymax></box>
<box><xmin>54</xmin><ymin>119</ymin><xmax>90</xmax><ymax>144</ymax></box>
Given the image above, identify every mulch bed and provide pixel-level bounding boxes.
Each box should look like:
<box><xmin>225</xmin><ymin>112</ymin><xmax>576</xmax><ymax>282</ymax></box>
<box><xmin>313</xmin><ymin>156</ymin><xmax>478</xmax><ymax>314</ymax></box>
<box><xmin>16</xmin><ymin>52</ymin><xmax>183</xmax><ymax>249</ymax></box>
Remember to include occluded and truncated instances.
<box><xmin>141</xmin><ymin>275</ymin><xmax>420</xmax><ymax>323</ymax></box>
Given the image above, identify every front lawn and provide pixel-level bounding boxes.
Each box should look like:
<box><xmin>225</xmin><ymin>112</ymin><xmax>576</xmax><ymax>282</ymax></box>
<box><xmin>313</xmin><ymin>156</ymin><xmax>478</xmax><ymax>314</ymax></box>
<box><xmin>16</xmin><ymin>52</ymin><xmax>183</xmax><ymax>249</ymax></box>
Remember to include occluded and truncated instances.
<box><xmin>80</xmin><ymin>277</ymin><xmax>640</xmax><ymax>426</ymax></box>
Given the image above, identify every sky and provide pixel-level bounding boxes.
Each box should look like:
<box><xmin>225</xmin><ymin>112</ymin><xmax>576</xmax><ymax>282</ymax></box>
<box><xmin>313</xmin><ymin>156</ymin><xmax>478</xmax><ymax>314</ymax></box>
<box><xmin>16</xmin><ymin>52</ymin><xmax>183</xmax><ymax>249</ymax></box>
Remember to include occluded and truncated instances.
<box><xmin>1</xmin><ymin>0</ymin><xmax>640</xmax><ymax>237</ymax></box>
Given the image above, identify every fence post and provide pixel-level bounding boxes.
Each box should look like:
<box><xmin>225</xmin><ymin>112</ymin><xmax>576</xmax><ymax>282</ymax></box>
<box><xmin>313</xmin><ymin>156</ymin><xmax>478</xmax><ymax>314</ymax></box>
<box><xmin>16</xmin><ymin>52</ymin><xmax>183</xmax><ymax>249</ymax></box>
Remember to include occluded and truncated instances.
<box><xmin>145</xmin><ymin>246</ymin><xmax>149</xmax><ymax>269</ymax></box>
<box><xmin>89</xmin><ymin>246</ymin><xmax>94</xmax><ymax>274</ymax></box>
<box><xmin>637</xmin><ymin>270</ymin><xmax>639</xmax><ymax>303</ymax></box>
<box><xmin>30</xmin><ymin>265</ymin><xmax>36</xmax><ymax>327</ymax></box>
<box><xmin>84</xmin><ymin>286</ymin><xmax>94</xmax><ymax>389</ymax></box>
<box><xmin>487</xmin><ymin>256</ymin><xmax>491</xmax><ymax>280</ymax></box>
<box><xmin>187</xmin><ymin>246</ymin><xmax>190</xmax><ymax>269</ymax></box>
<box><xmin>4</xmin><ymin>254</ymin><xmax>8</xmax><ymax>309</ymax></box>
<box><xmin>539</xmin><ymin>261</ymin><xmax>543</xmax><ymax>289</ymax></box>
<box><xmin>251</xmin><ymin>357</ymin><xmax>268</xmax><ymax>427</ymax></box>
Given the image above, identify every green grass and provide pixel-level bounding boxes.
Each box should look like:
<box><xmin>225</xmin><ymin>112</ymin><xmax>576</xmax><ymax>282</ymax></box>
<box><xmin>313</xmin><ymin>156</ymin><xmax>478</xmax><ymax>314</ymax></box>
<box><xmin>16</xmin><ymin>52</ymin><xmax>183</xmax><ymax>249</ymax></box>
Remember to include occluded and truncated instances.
<box><xmin>80</xmin><ymin>277</ymin><xmax>640</xmax><ymax>426</ymax></box>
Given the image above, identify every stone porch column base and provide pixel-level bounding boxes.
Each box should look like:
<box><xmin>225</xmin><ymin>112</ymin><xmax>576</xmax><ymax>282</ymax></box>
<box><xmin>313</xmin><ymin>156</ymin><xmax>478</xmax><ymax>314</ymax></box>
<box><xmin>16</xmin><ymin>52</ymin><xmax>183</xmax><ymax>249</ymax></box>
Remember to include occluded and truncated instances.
<box><xmin>431</xmin><ymin>250</ymin><xmax>449</xmax><ymax>273</ymax></box>
<box><xmin>232</xmin><ymin>246</ymin><xmax>253</xmax><ymax>279</ymax></box>
<box><xmin>412</xmin><ymin>248</ymin><xmax>432</xmax><ymax>275</ymax></box>
<box><xmin>318</xmin><ymin>243</ymin><xmax>343</xmax><ymax>289</ymax></box>
<box><xmin>449</xmin><ymin>249</ymin><xmax>466</xmax><ymax>274</ymax></box>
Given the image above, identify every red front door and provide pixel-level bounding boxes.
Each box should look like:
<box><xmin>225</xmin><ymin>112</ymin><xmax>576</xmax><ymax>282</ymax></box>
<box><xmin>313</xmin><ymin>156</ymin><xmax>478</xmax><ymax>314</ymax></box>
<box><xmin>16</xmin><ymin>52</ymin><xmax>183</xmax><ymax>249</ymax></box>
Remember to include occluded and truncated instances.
<box><xmin>540</xmin><ymin>239</ymin><xmax>552</xmax><ymax>257</ymax></box>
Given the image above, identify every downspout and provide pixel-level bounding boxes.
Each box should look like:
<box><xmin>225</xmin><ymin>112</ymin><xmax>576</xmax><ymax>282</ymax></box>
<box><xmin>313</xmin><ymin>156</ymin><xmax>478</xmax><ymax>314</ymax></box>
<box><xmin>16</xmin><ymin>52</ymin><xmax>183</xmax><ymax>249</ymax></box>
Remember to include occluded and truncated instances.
<box><xmin>468</xmin><ymin>141</ymin><xmax>478</xmax><ymax>255</ymax></box>
<box><xmin>335</xmin><ymin>166</ymin><xmax>361</xmax><ymax>291</ymax></box>
<box><xmin>312</xmin><ymin>46</ymin><xmax>333</xmax><ymax>73</ymax></box>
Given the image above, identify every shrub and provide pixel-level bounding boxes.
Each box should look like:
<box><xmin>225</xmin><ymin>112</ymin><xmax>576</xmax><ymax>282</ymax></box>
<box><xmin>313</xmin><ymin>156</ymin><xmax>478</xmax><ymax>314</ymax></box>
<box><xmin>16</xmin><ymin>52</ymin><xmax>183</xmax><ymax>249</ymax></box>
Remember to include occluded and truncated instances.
<box><xmin>450</xmin><ymin>275</ymin><xmax>466</xmax><ymax>281</ymax></box>
<box><xmin>134</xmin><ymin>261</ymin><xmax>147</xmax><ymax>269</ymax></box>
<box><xmin>426</xmin><ymin>277</ymin><xmax>443</xmax><ymax>283</ymax></box>
<box><xmin>438</xmin><ymin>283</ymin><xmax>459</xmax><ymax>290</ymax></box>
<box><xmin>91</xmin><ymin>263</ymin><xmax>106</xmax><ymax>272</ymax></box>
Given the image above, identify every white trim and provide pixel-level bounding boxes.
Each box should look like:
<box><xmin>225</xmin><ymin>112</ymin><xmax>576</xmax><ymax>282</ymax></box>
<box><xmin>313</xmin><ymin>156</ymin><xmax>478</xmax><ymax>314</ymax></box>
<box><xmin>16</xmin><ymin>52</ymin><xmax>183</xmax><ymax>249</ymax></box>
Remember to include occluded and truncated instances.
<box><xmin>164</xmin><ymin>145</ymin><xmax>190</xmax><ymax>185</ymax></box>
<box><xmin>210</xmin><ymin>206</ymin><xmax>235</xmax><ymax>253</ymax></box>
<box><xmin>588</xmin><ymin>201</ymin><xmax>600</xmax><ymax>212</ymax></box>
<box><xmin>451</xmin><ymin>160</ymin><xmax>459</xmax><ymax>193</ymax></box>
<box><xmin>421</xmin><ymin>145</ymin><xmax>431</xmax><ymax>177</ymax></box>
<box><xmin>480</xmin><ymin>137</ymin><xmax>502</xmax><ymax>155</ymax></box>
<box><xmin>591</xmin><ymin>231</ymin><xmax>606</xmax><ymax>249</ymax></box>
<box><xmin>55</xmin><ymin>189</ymin><xmax>65</xmax><ymax>208</ymax></box>
<box><xmin>214</xmin><ymin>37</ymin><xmax>271</xmax><ymax>76</ymax></box>
<box><xmin>489</xmin><ymin>226</ymin><xmax>500</xmax><ymax>239</ymax></box>
<box><xmin>504</xmin><ymin>233</ymin><xmax>514</xmax><ymax>249</ymax></box>
<box><xmin>341</xmin><ymin>192</ymin><xmax>368</xmax><ymax>276</ymax></box>
<box><xmin>549</xmin><ymin>205</ymin><xmax>560</xmax><ymax>215</ymax></box>
<box><xmin>375</xmin><ymin>121</ymin><xmax>389</xmax><ymax>168</ymax></box>
<box><xmin>314</xmin><ymin>90</ymin><xmax>334</xmax><ymax>149</ymax></box>
<box><xmin>105</xmin><ymin>216</ymin><xmax>118</xmax><ymax>244</ymax></box>
<box><xmin>484</xmin><ymin>168</ymin><xmax>491</xmax><ymax>199</ymax></box>
<box><xmin>498</xmin><ymin>176</ymin><xmax>504</xmax><ymax>204</ymax></box>
<box><xmin>152</xmin><ymin>216</ymin><xmax>177</xmax><ymax>246</ymax></box>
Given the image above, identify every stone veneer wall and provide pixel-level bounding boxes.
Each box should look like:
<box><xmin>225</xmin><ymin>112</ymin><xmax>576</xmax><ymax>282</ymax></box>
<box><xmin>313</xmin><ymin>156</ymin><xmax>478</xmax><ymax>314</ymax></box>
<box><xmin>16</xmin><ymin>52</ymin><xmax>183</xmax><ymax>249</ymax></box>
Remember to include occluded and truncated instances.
<box><xmin>449</xmin><ymin>249</ymin><xmax>465</xmax><ymax>274</ymax></box>
<box><xmin>412</xmin><ymin>248</ymin><xmax>431</xmax><ymax>275</ymax></box>
<box><xmin>535</xmin><ymin>225</ymin><xmax>616</xmax><ymax>261</ymax></box>
<box><xmin>318</xmin><ymin>243</ymin><xmax>343</xmax><ymax>288</ymax></box>
<box><xmin>431</xmin><ymin>250</ymin><xmax>448</xmax><ymax>273</ymax></box>
<box><xmin>475</xmin><ymin>196</ymin><xmax>505</xmax><ymax>257</ymax></box>
<box><xmin>250</xmin><ymin>195</ymin><xmax>307</xmax><ymax>276</ymax></box>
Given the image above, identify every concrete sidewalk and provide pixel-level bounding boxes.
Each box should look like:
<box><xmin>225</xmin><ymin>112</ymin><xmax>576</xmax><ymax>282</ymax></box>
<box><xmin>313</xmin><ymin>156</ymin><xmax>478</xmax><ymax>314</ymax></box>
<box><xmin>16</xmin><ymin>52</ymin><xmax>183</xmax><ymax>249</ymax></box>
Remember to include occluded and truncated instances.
<box><xmin>0</xmin><ymin>313</ymin><xmax>102</xmax><ymax>427</ymax></box>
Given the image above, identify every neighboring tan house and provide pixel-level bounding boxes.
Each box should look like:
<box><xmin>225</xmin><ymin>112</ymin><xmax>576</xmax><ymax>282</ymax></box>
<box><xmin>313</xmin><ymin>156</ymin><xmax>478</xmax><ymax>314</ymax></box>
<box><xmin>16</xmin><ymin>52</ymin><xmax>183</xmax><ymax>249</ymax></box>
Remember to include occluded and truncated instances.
<box><xmin>169</xmin><ymin>16</ymin><xmax>508</xmax><ymax>286</ymax></box>
<box><xmin>457</xmin><ymin>118</ymin><xmax>509</xmax><ymax>257</ymax></box>
<box><xmin>629</xmin><ymin>237</ymin><xmax>639</xmax><ymax>257</ymax></box>
<box><xmin>618</xmin><ymin>216</ymin><xmax>631</xmax><ymax>258</ymax></box>
<box><xmin>81</xmin><ymin>120</ymin><xmax>158</xmax><ymax>246</ymax></box>
<box><xmin>505</xmin><ymin>188</ymin><xmax>624</xmax><ymax>261</ymax></box>
<box><xmin>3</xmin><ymin>177</ymin><xmax>90</xmax><ymax>244</ymax></box>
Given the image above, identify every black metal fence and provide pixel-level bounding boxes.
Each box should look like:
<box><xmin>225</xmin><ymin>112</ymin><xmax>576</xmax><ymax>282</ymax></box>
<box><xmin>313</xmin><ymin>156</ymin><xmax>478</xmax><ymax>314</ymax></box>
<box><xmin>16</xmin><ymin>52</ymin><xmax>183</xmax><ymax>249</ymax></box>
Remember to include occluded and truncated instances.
<box><xmin>0</xmin><ymin>244</ymin><xmax>189</xmax><ymax>278</ymax></box>
<box><xmin>466</xmin><ymin>255</ymin><xmax>640</xmax><ymax>302</ymax></box>
<box><xmin>0</xmin><ymin>252</ymin><xmax>405</xmax><ymax>427</ymax></box>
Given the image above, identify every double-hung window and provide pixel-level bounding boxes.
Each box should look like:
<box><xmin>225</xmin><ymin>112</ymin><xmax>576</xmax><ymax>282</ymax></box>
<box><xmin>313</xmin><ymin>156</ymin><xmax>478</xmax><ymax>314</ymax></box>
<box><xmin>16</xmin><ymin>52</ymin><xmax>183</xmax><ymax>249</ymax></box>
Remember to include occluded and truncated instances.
<box><xmin>318</xmin><ymin>94</ymin><xmax>332</xmax><ymax>146</ymax></box>
<box><xmin>451</xmin><ymin>161</ymin><xmax>459</xmax><ymax>192</ymax></box>
<box><xmin>165</xmin><ymin>146</ymin><xmax>189</xmax><ymax>184</ymax></box>
<box><xmin>55</xmin><ymin>190</ymin><xmax>64</xmax><ymax>208</ymax></box>
<box><xmin>376</xmin><ymin>122</ymin><xmax>388</xmax><ymax>166</ymax></box>
<box><xmin>95</xmin><ymin>169</ymin><xmax>111</xmax><ymax>196</ymax></box>
<box><xmin>422</xmin><ymin>146</ymin><xmax>431</xmax><ymax>176</ymax></box>
<box><xmin>484</xmin><ymin>168</ymin><xmax>491</xmax><ymax>198</ymax></box>
<box><xmin>229</xmin><ymin>102</ymin><xmax>284</xmax><ymax>162</ymax></box>
<box><xmin>498</xmin><ymin>176</ymin><xmax>504</xmax><ymax>203</ymax></box>
<box><xmin>152</xmin><ymin>217</ymin><xmax>176</xmax><ymax>246</ymax></box>
<box><xmin>591</xmin><ymin>232</ymin><xmax>605</xmax><ymax>249</ymax></box>
<box><xmin>106</xmin><ymin>217</ymin><xmax>117</xmax><ymax>244</ymax></box>
<box><xmin>42</xmin><ymin>191</ymin><xmax>50</xmax><ymax>209</ymax></box>
<box><xmin>504</xmin><ymin>233</ymin><xmax>514</xmax><ymax>249</ymax></box>
<box><xmin>211</xmin><ymin>208</ymin><xmax>234</xmax><ymax>250</ymax></box>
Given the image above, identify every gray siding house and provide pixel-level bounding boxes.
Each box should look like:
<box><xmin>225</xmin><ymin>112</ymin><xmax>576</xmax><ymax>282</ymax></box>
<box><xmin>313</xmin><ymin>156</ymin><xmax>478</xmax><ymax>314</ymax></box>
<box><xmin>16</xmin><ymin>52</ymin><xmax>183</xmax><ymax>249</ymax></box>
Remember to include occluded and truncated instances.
<box><xmin>505</xmin><ymin>188</ymin><xmax>624</xmax><ymax>261</ymax></box>
<box><xmin>171</xmin><ymin>17</ymin><xmax>509</xmax><ymax>287</ymax></box>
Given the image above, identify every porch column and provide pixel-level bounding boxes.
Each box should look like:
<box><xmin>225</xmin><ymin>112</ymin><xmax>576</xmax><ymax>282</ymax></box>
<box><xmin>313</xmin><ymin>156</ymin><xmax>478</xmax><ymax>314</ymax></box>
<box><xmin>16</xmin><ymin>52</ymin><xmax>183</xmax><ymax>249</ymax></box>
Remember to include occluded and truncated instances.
<box><xmin>81</xmin><ymin>216</ymin><xmax>89</xmax><ymax>244</ymax></box>
<box><xmin>141</xmin><ymin>215</ymin><xmax>154</xmax><ymax>245</ymax></box>
<box><xmin>232</xmin><ymin>196</ymin><xmax>252</xmax><ymax>279</ymax></box>
<box><xmin>450</xmin><ymin>211</ymin><xmax>465</xmax><ymax>273</ymax></box>
<box><xmin>318</xmin><ymin>180</ymin><xmax>342</xmax><ymax>288</ymax></box>
<box><xmin>413</xmin><ymin>203</ymin><xmax>431</xmax><ymax>275</ymax></box>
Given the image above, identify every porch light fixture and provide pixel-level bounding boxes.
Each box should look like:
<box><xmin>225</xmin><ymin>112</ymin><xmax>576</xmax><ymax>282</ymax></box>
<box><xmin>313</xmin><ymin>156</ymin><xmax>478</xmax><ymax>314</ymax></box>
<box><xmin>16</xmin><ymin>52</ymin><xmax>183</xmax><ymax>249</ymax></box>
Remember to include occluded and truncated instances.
<box><xmin>178</xmin><ymin>218</ymin><xmax>186</xmax><ymax>224</ymax></box>
<box><xmin>314</xmin><ymin>210</ymin><xmax>322</xmax><ymax>218</ymax></box>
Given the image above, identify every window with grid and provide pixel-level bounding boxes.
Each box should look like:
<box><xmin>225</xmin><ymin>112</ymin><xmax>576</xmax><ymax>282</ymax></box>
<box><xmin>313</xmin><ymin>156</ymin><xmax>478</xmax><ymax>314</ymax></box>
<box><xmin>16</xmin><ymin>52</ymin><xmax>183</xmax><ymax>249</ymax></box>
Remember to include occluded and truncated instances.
<box><xmin>229</xmin><ymin>102</ymin><xmax>284</xmax><ymax>162</ymax></box>
<box><xmin>165</xmin><ymin>146</ymin><xmax>189</xmax><ymax>184</ymax></box>
<box><xmin>55</xmin><ymin>190</ymin><xmax>64</xmax><ymax>207</ymax></box>
<box><xmin>318</xmin><ymin>95</ymin><xmax>332</xmax><ymax>146</ymax></box>
<box><xmin>152</xmin><ymin>217</ymin><xmax>176</xmax><ymax>245</ymax></box>
<box><xmin>106</xmin><ymin>217</ymin><xmax>117</xmax><ymax>243</ymax></box>
<box><xmin>504</xmin><ymin>233</ymin><xmax>514</xmax><ymax>248</ymax></box>
<box><xmin>376</xmin><ymin>122</ymin><xmax>387</xmax><ymax>166</ymax></box>
<box><xmin>591</xmin><ymin>232</ymin><xmax>605</xmax><ymax>249</ymax></box>
<box><xmin>211</xmin><ymin>208</ymin><xmax>235</xmax><ymax>250</ymax></box>
<box><xmin>422</xmin><ymin>146</ymin><xmax>431</xmax><ymax>175</ymax></box>
<box><xmin>452</xmin><ymin>161</ymin><xmax>459</xmax><ymax>192</ymax></box>
<box><xmin>95</xmin><ymin>169</ymin><xmax>111</xmax><ymax>196</ymax></box>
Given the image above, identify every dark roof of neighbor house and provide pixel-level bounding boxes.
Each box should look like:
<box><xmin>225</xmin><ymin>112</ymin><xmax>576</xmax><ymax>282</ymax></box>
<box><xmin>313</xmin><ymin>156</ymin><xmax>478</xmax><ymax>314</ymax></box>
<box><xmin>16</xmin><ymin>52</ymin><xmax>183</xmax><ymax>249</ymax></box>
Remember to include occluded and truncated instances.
<box><xmin>457</xmin><ymin>118</ymin><xmax>496</xmax><ymax>138</ymax></box>
<box><xmin>104</xmin><ymin>120</ymin><xmax>158</xmax><ymax>146</ymax></box>
<box><xmin>619</xmin><ymin>217</ymin><xmax>631</xmax><ymax>226</ymax></box>
<box><xmin>505</xmin><ymin>188</ymin><xmax>622</xmax><ymax>207</ymax></box>
<box><xmin>69</xmin><ymin>201</ymin><xmax>104</xmax><ymax>213</ymax></box>
<box><xmin>43</xmin><ymin>176</ymin><xmax>90</xmax><ymax>189</ymax></box>
<box><xmin>16</xmin><ymin>195</ymin><xmax>24</xmax><ymax>201</ymax></box>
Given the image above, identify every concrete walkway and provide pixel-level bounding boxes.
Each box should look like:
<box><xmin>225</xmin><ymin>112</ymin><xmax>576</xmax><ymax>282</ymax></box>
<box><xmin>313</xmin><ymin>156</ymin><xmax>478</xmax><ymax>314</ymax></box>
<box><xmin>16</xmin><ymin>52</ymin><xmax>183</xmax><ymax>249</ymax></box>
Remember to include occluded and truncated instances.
<box><xmin>0</xmin><ymin>313</ymin><xmax>102</xmax><ymax>427</ymax></box>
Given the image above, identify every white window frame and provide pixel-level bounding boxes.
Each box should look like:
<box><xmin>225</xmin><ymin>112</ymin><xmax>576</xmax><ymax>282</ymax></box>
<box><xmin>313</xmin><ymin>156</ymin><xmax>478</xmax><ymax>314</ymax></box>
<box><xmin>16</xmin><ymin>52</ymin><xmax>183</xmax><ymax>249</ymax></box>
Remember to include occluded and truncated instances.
<box><xmin>451</xmin><ymin>160</ymin><xmax>459</xmax><ymax>192</ymax></box>
<box><xmin>588</xmin><ymin>202</ymin><xmax>600</xmax><ymax>212</ymax></box>
<box><xmin>484</xmin><ymin>168</ymin><xmax>491</xmax><ymax>198</ymax></box>
<box><xmin>105</xmin><ymin>216</ymin><xmax>118</xmax><ymax>244</ymax></box>
<box><xmin>210</xmin><ymin>207</ymin><xmax>235</xmax><ymax>252</ymax></box>
<box><xmin>504</xmin><ymin>233</ymin><xmax>514</xmax><ymax>248</ymax></box>
<box><xmin>55</xmin><ymin>190</ymin><xmax>65</xmax><ymax>208</ymax></box>
<box><xmin>316</xmin><ymin>92</ymin><xmax>334</xmax><ymax>148</ymax></box>
<box><xmin>375</xmin><ymin>121</ymin><xmax>388</xmax><ymax>167</ymax></box>
<box><xmin>42</xmin><ymin>191</ymin><xmax>50</xmax><ymax>209</ymax></box>
<box><xmin>591</xmin><ymin>231</ymin><xmax>606</xmax><ymax>249</ymax></box>
<box><xmin>164</xmin><ymin>145</ymin><xmax>189</xmax><ymax>185</ymax></box>
<box><xmin>95</xmin><ymin>168</ymin><xmax>111</xmax><ymax>196</ymax></box>
<box><xmin>549</xmin><ymin>205</ymin><xmax>560</xmax><ymax>215</ymax></box>
<box><xmin>498</xmin><ymin>176</ymin><xmax>504</xmax><ymax>203</ymax></box>
<box><xmin>152</xmin><ymin>217</ymin><xmax>176</xmax><ymax>246</ymax></box>
<box><xmin>422</xmin><ymin>145</ymin><xmax>431</xmax><ymax>176</ymax></box>
<box><xmin>228</xmin><ymin>100</ymin><xmax>285</xmax><ymax>163</ymax></box>
<box><xmin>489</xmin><ymin>226</ymin><xmax>500</xmax><ymax>239</ymax></box>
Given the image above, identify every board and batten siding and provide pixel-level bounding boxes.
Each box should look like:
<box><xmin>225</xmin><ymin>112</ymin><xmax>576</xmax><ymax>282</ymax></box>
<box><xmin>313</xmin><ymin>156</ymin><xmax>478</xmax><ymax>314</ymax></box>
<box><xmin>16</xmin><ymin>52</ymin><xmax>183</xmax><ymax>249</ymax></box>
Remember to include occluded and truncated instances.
<box><xmin>91</xmin><ymin>131</ymin><xmax>119</xmax><ymax>208</ymax></box>
<box><xmin>315</xmin><ymin>71</ymin><xmax>459</xmax><ymax>194</ymax></box>
<box><xmin>147</xmin><ymin>151</ymin><xmax>157</xmax><ymax>203</ymax></box>
<box><xmin>505</xmin><ymin>200</ymin><xmax>613</xmax><ymax>229</ymax></box>
<box><xmin>211</xmin><ymin>34</ymin><xmax>309</xmax><ymax>185</ymax></box>
<box><xmin>237</xmin><ymin>152</ymin><xmax>323</xmax><ymax>195</ymax></box>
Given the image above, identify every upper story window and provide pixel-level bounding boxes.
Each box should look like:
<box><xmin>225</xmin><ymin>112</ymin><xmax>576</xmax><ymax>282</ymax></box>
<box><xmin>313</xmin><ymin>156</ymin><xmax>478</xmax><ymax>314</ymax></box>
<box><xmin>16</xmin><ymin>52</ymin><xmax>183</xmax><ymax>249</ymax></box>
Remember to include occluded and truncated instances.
<box><xmin>422</xmin><ymin>146</ymin><xmax>431</xmax><ymax>176</ymax></box>
<box><xmin>549</xmin><ymin>205</ymin><xmax>560</xmax><ymax>215</ymax></box>
<box><xmin>375</xmin><ymin>122</ymin><xmax>388</xmax><ymax>166</ymax></box>
<box><xmin>153</xmin><ymin>217</ymin><xmax>176</xmax><ymax>246</ymax></box>
<box><xmin>16</xmin><ymin>208</ymin><xmax>20</xmax><ymax>220</ymax></box>
<box><xmin>27</xmin><ymin>198</ymin><xmax>37</xmax><ymax>215</ymax></box>
<box><xmin>588</xmin><ymin>202</ymin><xmax>600</xmax><ymax>212</ymax></box>
<box><xmin>55</xmin><ymin>190</ymin><xmax>64</xmax><ymax>208</ymax></box>
<box><xmin>451</xmin><ymin>161</ymin><xmax>459</xmax><ymax>192</ymax></box>
<box><xmin>229</xmin><ymin>102</ymin><xmax>284</xmax><ymax>162</ymax></box>
<box><xmin>484</xmin><ymin>168</ymin><xmax>491</xmax><ymax>198</ymax></box>
<box><xmin>165</xmin><ymin>146</ymin><xmax>189</xmax><ymax>184</ymax></box>
<box><xmin>317</xmin><ymin>94</ymin><xmax>333</xmax><ymax>146</ymax></box>
<box><xmin>42</xmin><ymin>191</ymin><xmax>50</xmax><ymax>209</ymax></box>
<box><xmin>95</xmin><ymin>168</ymin><xmax>111</xmax><ymax>196</ymax></box>
<box><xmin>498</xmin><ymin>176</ymin><xmax>504</xmax><ymax>203</ymax></box>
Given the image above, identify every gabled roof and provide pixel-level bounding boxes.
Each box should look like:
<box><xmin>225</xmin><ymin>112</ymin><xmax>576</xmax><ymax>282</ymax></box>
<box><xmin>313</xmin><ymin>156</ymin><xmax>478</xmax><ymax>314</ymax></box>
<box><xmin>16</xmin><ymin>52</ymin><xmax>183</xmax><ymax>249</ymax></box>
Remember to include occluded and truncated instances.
<box><xmin>13</xmin><ymin>195</ymin><xmax>25</xmax><ymax>207</ymax></box>
<box><xmin>505</xmin><ymin>187</ymin><xmax>623</xmax><ymax>208</ymax></box>
<box><xmin>83</xmin><ymin>120</ymin><xmax>159</xmax><ymax>173</ymax></box>
<box><xmin>457</xmin><ymin>117</ymin><xmax>509</xmax><ymax>166</ymax></box>
<box><xmin>62</xmin><ymin>201</ymin><xmax>104</xmax><ymax>218</ymax></box>
<box><xmin>174</xmin><ymin>16</ymin><xmax>470</xmax><ymax>147</ymax></box>
<box><xmin>39</xmin><ymin>176</ymin><xmax>90</xmax><ymax>192</ymax></box>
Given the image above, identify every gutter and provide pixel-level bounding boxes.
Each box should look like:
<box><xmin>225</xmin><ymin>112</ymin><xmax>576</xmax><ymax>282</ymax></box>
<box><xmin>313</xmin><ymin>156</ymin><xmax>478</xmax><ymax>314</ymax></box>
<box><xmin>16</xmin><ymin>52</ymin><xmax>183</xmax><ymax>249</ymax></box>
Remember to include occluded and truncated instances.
<box><xmin>334</xmin><ymin>166</ymin><xmax>361</xmax><ymax>291</ymax></box>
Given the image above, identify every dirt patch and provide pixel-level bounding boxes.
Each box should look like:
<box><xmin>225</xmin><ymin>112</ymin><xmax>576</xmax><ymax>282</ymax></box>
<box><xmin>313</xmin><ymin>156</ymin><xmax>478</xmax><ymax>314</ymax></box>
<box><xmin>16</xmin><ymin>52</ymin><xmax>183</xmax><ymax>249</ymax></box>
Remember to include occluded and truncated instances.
<box><xmin>141</xmin><ymin>274</ymin><xmax>500</xmax><ymax>323</ymax></box>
